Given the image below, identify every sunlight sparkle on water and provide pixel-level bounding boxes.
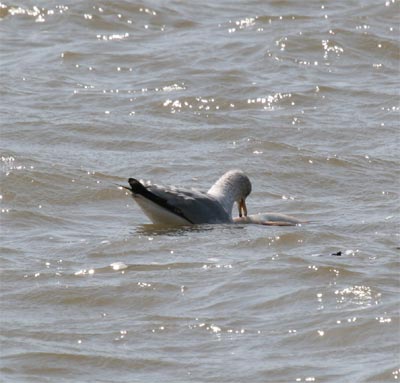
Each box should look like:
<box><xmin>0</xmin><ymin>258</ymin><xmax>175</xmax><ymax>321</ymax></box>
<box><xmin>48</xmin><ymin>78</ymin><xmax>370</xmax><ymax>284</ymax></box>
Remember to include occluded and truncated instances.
<box><xmin>335</xmin><ymin>285</ymin><xmax>380</xmax><ymax>306</ymax></box>
<box><xmin>110</xmin><ymin>262</ymin><xmax>127</xmax><ymax>271</ymax></box>
<box><xmin>74</xmin><ymin>269</ymin><xmax>95</xmax><ymax>276</ymax></box>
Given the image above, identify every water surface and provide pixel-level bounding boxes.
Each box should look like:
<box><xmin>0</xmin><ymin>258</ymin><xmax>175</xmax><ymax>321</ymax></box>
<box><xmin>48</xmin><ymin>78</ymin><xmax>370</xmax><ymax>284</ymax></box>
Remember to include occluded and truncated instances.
<box><xmin>1</xmin><ymin>0</ymin><xmax>399</xmax><ymax>382</ymax></box>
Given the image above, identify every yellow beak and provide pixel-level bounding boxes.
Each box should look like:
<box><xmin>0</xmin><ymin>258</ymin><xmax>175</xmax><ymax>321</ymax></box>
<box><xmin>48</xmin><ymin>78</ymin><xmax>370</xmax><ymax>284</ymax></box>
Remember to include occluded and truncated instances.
<box><xmin>238</xmin><ymin>198</ymin><xmax>247</xmax><ymax>217</ymax></box>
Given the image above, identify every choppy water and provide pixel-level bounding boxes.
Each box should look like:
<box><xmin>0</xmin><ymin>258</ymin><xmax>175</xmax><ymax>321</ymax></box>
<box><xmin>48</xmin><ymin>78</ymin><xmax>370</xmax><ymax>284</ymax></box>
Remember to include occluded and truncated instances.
<box><xmin>1</xmin><ymin>1</ymin><xmax>399</xmax><ymax>382</ymax></box>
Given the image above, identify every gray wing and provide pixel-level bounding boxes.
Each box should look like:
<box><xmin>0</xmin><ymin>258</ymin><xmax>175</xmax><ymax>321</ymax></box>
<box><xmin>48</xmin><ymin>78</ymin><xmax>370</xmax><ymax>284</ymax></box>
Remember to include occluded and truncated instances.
<box><xmin>146</xmin><ymin>184</ymin><xmax>231</xmax><ymax>224</ymax></box>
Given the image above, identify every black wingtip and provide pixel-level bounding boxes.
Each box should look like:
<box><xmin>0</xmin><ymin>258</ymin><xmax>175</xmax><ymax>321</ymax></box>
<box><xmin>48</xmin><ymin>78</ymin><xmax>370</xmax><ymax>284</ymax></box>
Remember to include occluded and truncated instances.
<box><xmin>127</xmin><ymin>178</ymin><xmax>163</xmax><ymax>207</ymax></box>
<box><xmin>128</xmin><ymin>178</ymin><xmax>147</xmax><ymax>194</ymax></box>
<box><xmin>126</xmin><ymin>177</ymin><xmax>194</xmax><ymax>224</ymax></box>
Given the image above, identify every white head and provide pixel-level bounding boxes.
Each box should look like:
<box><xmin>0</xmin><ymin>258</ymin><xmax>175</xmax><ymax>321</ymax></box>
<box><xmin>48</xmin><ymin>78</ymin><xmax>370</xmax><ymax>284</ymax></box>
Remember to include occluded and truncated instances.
<box><xmin>207</xmin><ymin>169</ymin><xmax>252</xmax><ymax>218</ymax></box>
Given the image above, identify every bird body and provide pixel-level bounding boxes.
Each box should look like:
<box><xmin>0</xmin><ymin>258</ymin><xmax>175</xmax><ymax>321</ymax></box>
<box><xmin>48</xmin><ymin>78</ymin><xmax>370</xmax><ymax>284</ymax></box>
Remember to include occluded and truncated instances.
<box><xmin>123</xmin><ymin>170</ymin><xmax>306</xmax><ymax>227</ymax></box>
<box><xmin>126</xmin><ymin>170</ymin><xmax>251</xmax><ymax>225</ymax></box>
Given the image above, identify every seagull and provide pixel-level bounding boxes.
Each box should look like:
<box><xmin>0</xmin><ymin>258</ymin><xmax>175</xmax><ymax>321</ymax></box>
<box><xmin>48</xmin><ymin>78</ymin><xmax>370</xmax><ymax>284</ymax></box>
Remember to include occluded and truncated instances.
<box><xmin>123</xmin><ymin>169</ymin><xmax>252</xmax><ymax>225</ymax></box>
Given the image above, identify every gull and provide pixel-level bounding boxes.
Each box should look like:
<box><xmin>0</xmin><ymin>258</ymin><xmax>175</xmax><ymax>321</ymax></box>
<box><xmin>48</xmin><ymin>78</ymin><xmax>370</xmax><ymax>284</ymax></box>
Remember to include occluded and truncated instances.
<box><xmin>123</xmin><ymin>169</ymin><xmax>252</xmax><ymax>225</ymax></box>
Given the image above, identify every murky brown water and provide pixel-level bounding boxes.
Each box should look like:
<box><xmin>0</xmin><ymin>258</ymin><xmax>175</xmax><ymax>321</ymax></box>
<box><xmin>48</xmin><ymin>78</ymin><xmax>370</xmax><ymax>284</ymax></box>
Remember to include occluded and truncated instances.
<box><xmin>1</xmin><ymin>1</ymin><xmax>399</xmax><ymax>382</ymax></box>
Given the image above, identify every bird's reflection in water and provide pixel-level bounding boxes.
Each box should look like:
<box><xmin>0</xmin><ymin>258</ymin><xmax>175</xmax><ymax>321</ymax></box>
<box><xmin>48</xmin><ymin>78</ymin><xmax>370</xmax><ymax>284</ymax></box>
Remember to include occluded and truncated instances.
<box><xmin>134</xmin><ymin>223</ymin><xmax>244</xmax><ymax>237</ymax></box>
